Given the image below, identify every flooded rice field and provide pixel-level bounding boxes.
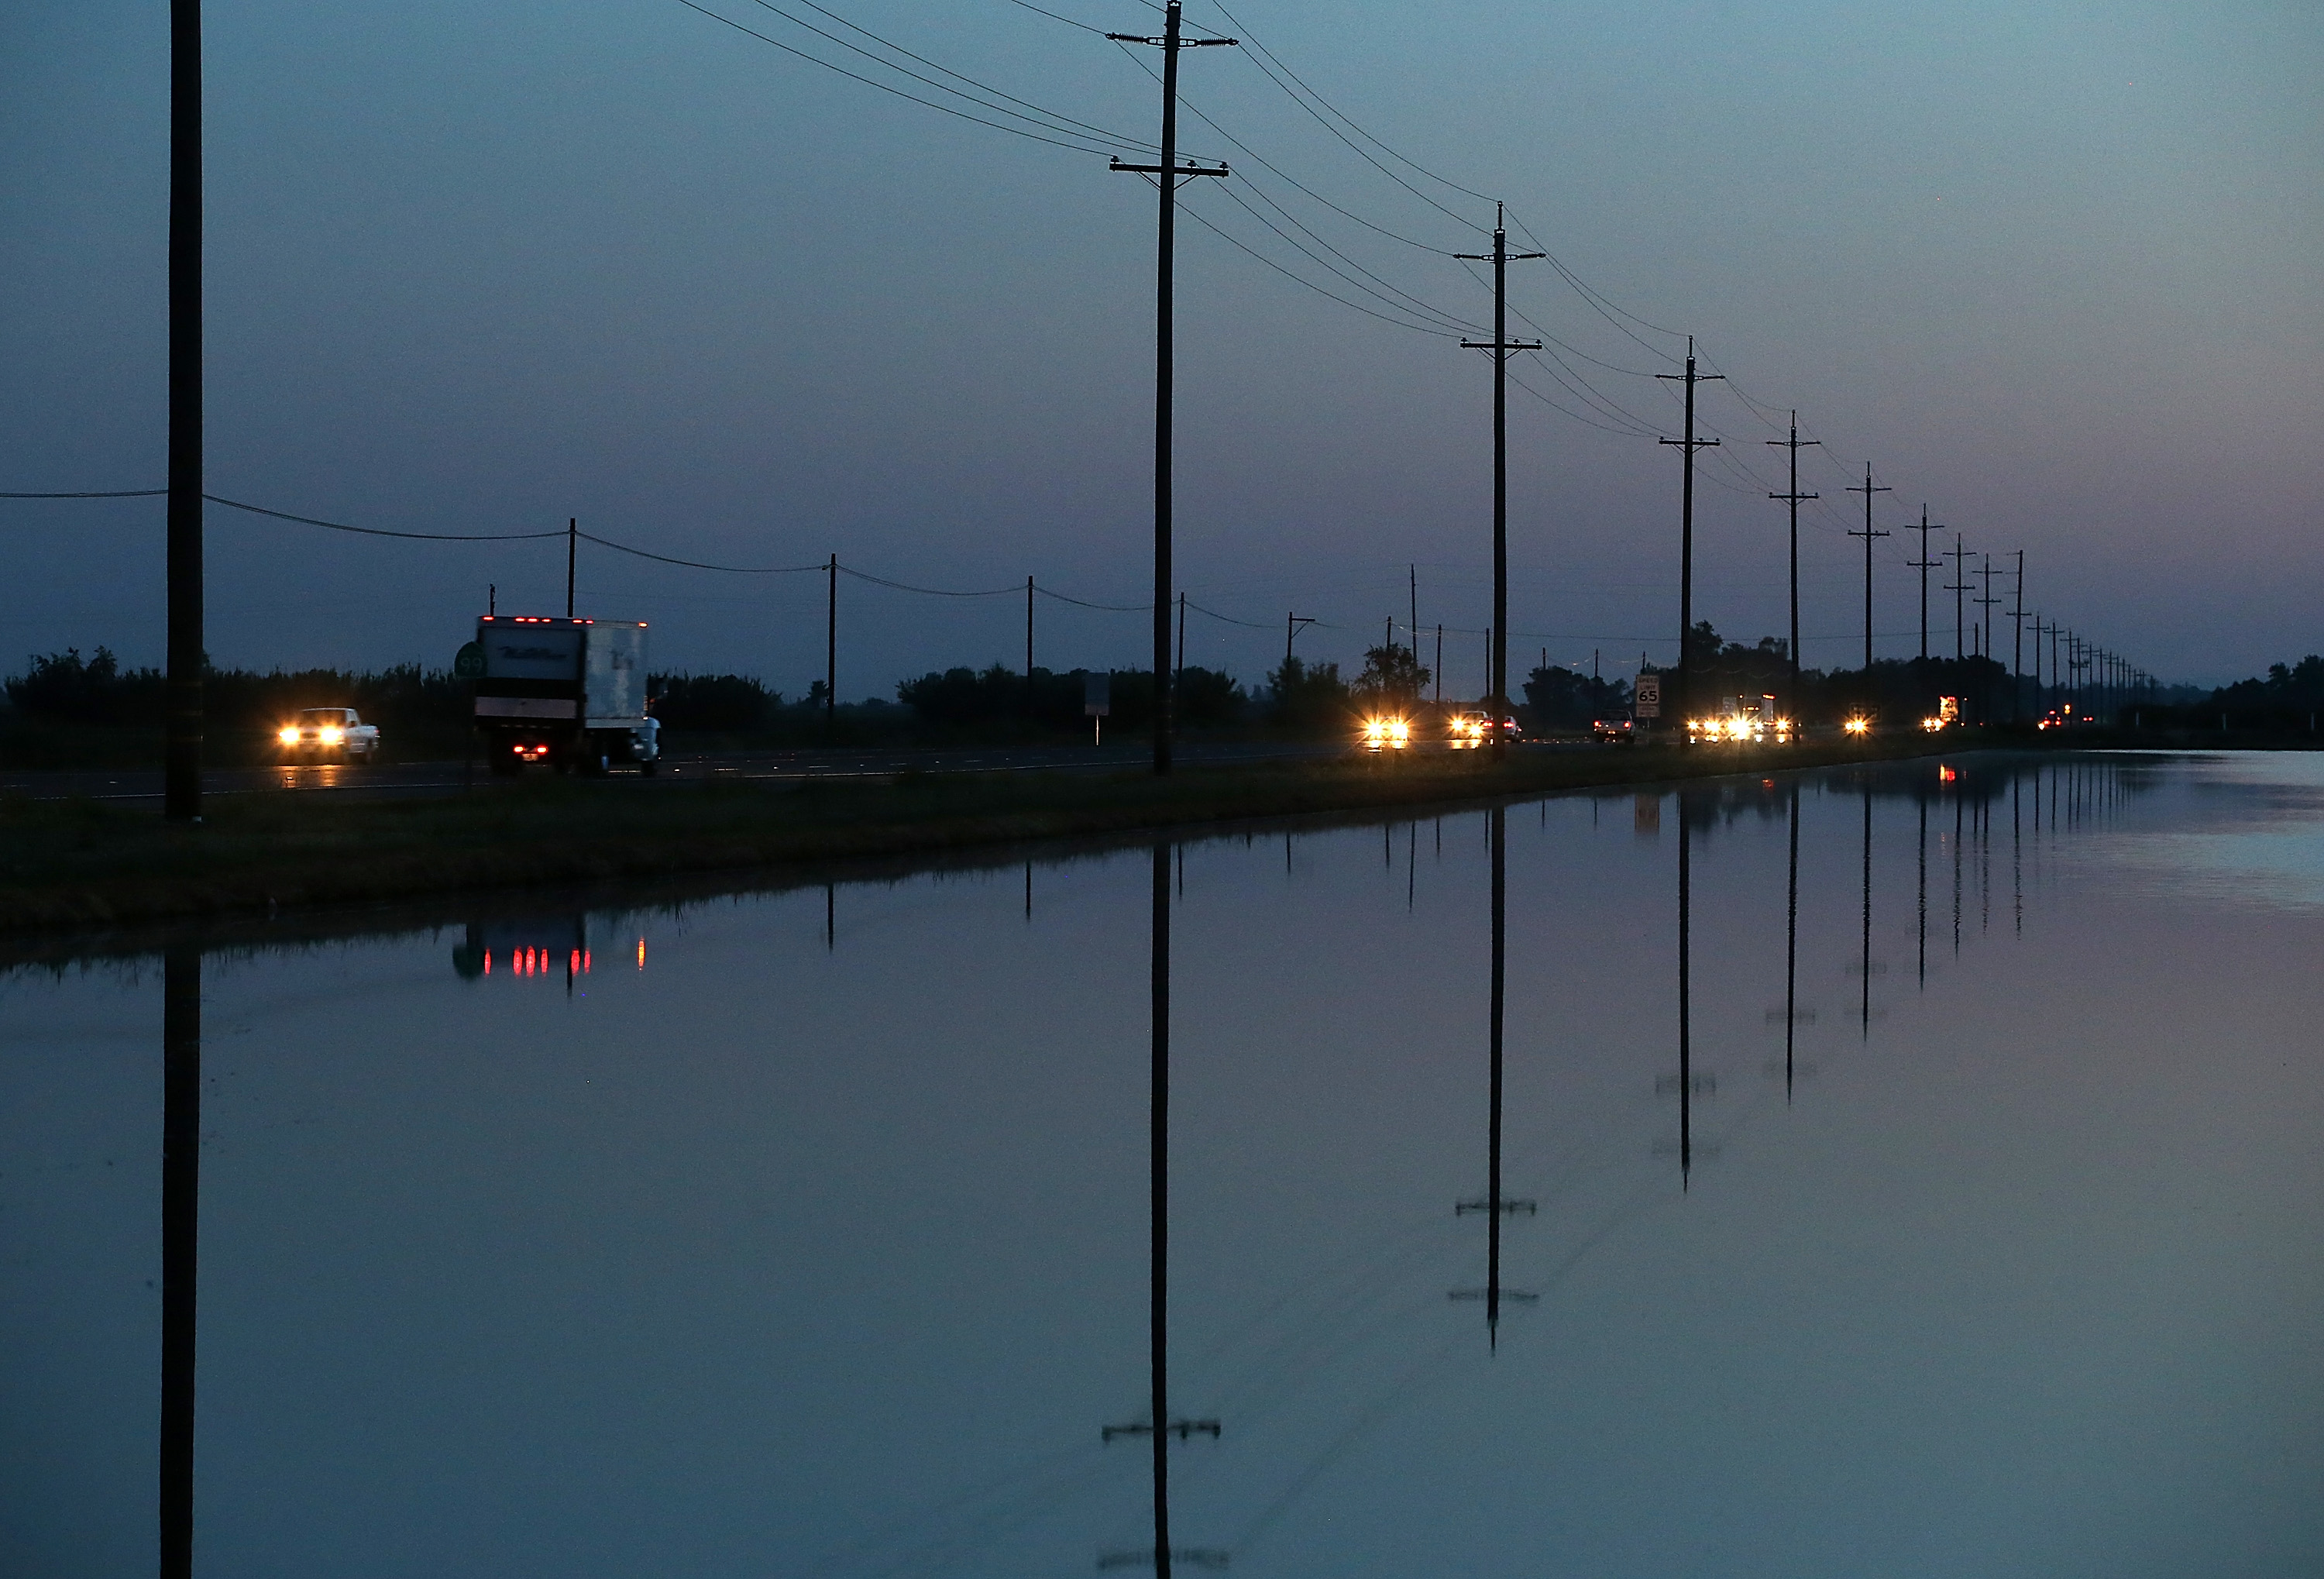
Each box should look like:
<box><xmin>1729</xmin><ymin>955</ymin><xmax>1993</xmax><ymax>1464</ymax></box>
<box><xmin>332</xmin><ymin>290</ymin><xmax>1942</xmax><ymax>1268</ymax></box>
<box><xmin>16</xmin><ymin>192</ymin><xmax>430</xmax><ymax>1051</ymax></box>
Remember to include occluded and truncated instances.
<box><xmin>5</xmin><ymin>752</ymin><xmax>2321</xmax><ymax>1577</ymax></box>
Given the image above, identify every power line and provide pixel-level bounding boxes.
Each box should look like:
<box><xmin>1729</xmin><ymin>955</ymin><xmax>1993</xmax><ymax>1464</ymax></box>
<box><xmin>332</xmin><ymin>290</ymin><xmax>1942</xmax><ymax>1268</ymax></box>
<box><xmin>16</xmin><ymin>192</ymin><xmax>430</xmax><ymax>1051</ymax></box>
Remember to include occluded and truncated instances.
<box><xmin>208</xmin><ymin>494</ymin><xmax>566</xmax><ymax>541</ymax></box>
<box><xmin>1</xmin><ymin>488</ymin><xmax>168</xmax><ymax>499</ymax></box>
<box><xmin>763</xmin><ymin>0</ymin><xmax>1157</xmax><ymax>150</ymax></box>
<box><xmin>672</xmin><ymin>0</ymin><xmax>1129</xmax><ymax>157</ymax></box>
<box><xmin>1212</xmin><ymin>0</ymin><xmax>1496</xmax><ymax>207</ymax></box>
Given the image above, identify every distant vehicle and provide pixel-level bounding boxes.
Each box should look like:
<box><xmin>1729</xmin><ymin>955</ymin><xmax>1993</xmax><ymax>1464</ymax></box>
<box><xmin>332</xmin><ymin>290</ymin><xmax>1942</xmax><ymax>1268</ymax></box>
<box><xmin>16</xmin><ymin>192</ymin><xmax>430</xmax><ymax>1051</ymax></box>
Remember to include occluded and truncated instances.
<box><xmin>1687</xmin><ymin>694</ymin><xmax>1793</xmax><ymax>744</ymax></box>
<box><xmin>1592</xmin><ymin>716</ymin><xmax>1636</xmax><ymax>745</ymax></box>
<box><xmin>277</xmin><ymin>707</ymin><xmax>380</xmax><ymax>762</ymax></box>
<box><xmin>1448</xmin><ymin>710</ymin><xmax>1519</xmax><ymax>748</ymax></box>
<box><xmin>1920</xmin><ymin>695</ymin><xmax>1962</xmax><ymax>733</ymax></box>
<box><xmin>1360</xmin><ymin>714</ymin><xmax>1412</xmax><ymax>752</ymax></box>
<box><xmin>470</xmin><ymin>615</ymin><xmax>661</xmax><ymax>775</ymax></box>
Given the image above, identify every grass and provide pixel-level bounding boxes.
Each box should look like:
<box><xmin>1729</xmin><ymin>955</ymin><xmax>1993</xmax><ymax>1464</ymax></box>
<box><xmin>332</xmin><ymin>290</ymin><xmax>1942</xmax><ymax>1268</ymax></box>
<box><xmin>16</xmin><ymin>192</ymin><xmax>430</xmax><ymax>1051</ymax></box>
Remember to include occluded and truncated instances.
<box><xmin>0</xmin><ymin>738</ymin><xmax>1946</xmax><ymax>934</ymax></box>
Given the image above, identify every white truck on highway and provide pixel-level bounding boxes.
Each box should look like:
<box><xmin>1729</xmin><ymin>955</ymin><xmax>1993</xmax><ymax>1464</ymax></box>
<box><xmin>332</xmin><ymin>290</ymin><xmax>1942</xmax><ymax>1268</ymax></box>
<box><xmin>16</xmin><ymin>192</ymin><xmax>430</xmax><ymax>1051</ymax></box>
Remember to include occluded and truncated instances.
<box><xmin>467</xmin><ymin>616</ymin><xmax>661</xmax><ymax>775</ymax></box>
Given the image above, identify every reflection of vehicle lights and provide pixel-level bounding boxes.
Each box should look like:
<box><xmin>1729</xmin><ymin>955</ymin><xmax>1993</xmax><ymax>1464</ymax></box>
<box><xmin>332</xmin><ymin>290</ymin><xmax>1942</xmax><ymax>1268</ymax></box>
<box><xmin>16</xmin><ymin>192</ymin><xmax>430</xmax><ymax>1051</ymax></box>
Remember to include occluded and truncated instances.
<box><xmin>1940</xmin><ymin>765</ymin><xmax>1958</xmax><ymax>783</ymax></box>
<box><xmin>277</xmin><ymin>725</ymin><xmax>299</xmax><ymax>745</ymax></box>
<box><xmin>636</xmin><ymin>938</ymin><xmax>647</xmax><ymax>970</ymax></box>
<box><xmin>1844</xmin><ymin>716</ymin><xmax>1871</xmax><ymax>735</ymax></box>
<box><xmin>318</xmin><ymin>725</ymin><xmax>344</xmax><ymax>745</ymax></box>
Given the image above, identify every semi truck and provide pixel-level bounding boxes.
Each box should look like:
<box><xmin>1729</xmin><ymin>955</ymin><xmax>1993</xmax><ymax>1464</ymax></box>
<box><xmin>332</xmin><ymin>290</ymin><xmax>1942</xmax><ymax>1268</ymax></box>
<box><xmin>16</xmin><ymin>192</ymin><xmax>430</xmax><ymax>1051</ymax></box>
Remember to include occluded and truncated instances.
<box><xmin>470</xmin><ymin>615</ymin><xmax>661</xmax><ymax>775</ymax></box>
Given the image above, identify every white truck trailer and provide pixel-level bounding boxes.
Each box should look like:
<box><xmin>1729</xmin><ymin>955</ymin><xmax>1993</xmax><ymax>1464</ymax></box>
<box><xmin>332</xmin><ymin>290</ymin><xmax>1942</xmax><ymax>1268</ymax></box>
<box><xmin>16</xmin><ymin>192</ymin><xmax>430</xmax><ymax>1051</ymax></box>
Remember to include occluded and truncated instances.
<box><xmin>471</xmin><ymin>615</ymin><xmax>661</xmax><ymax>775</ymax></box>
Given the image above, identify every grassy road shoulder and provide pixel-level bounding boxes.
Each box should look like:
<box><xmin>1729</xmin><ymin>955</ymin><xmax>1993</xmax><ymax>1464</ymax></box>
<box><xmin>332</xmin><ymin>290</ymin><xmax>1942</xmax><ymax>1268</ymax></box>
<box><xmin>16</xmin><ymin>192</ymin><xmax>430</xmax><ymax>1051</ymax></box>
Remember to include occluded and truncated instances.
<box><xmin>1</xmin><ymin>740</ymin><xmax>1939</xmax><ymax>932</ymax></box>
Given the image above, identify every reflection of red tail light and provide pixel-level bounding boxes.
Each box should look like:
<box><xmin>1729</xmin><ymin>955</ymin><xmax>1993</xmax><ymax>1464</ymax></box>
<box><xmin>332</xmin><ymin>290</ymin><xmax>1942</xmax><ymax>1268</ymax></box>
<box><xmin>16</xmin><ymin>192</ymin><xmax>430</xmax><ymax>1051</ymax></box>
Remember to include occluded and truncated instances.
<box><xmin>483</xmin><ymin>951</ymin><xmax>491</xmax><ymax>975</ymax></box>
<box><xmin>1939</xmin><ymin>765</ymin><xmax>1958</xmax><ymax>783</ymax></box>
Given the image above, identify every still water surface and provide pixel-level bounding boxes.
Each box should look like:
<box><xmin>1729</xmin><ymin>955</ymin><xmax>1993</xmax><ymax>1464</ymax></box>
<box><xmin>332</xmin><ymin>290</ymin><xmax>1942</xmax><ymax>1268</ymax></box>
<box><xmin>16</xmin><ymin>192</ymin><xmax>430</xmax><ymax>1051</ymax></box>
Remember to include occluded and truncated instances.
<box><xmin>5</xmin><ymin>752</ymin><xmax>2321</xmax><ymax>1576</ymax></box>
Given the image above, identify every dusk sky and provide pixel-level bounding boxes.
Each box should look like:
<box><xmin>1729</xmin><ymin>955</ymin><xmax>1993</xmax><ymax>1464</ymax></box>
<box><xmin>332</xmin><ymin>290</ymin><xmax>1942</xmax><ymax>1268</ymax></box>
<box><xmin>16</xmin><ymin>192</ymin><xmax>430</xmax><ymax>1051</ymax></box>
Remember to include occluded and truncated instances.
<box><xmin>3</xmin><ymin>0</ymin><xmax>2316</xmax><ymax>695</ymax></box>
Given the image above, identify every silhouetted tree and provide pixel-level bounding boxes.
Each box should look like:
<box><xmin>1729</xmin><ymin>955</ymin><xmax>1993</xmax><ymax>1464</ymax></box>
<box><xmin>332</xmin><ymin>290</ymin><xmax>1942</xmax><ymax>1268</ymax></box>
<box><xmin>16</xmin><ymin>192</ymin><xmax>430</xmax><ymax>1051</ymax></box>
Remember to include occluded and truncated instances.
<box><xmin>1350</xmin><ymin>642</ymin><xmax>1429</xmax><ymax>707</ymax></box>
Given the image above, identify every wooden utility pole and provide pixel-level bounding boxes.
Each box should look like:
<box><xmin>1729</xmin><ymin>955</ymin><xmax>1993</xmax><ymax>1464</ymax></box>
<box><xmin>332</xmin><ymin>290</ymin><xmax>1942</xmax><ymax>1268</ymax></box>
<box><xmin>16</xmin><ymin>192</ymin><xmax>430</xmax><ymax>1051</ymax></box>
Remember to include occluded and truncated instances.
<box><xmin>1844</xmin><ymin>465</ymin><xmax>1892</xmax><ymax>671</ymax></box>
<box><xmin>1906</xmin><ymin>505</ymin><xmax>1941</xmax><ymax>662</ymax></box>
<box><xmin>1943</xmin><ymin>535</ymin><xmax>1973</xmax><ymax>662</ymax></box>
<box><xmin>2009</xmin><ymin>551</ymin><xmax>2027</xmax><ymax>722</ymax></box>
<box><xmin>1657</xmin><ymin>339</ymin><xmax>1723</xmax><ymax>722</ymax></box>
<box><xmin>1765</xmin><ymin>413</ymin><xmax>1820</xmax><ymax>711</ymax></box>
<box><xmin>165</xmin><ymin>0</ymin><xmax>204</xmax><ymax>822</ymax></box>
<box><xmin>1457</xmin><ymin>205</ymin><xmax>1542</xmax><ymax>760</ymax></box>
<box><xmin>824</xmin><ymin>554</ymin><xmax>837</xmax><ymax>738</ymax></box>
<box><xmin>1109</xmin><ymin>2</ymin><xmax>1233</xmax><ymax>779</ymax></box>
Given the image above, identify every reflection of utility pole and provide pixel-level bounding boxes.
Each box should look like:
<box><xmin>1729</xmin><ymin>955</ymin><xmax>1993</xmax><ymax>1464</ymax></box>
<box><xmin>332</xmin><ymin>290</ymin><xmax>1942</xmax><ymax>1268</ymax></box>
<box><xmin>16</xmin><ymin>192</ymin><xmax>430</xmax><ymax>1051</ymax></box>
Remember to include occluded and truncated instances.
<box><xmin>1916</xmin><ymin>791</ymin><xmax>1928</xmax><ymax>988</ymax></box>
<box><xmin>1457</xmin><ymin>206</ymin><xmax>1543</xmax><ymax>762</ymax></box>
<box><xmin>1844</xmin><ymin>466</ymin><xmax>1892</xmax><ymax>672</ymax></box>
<box><xmin>1859</xmin><ymin>786</ymin><xmax>1873</xmax><ymax>1037</ymax></box>
<box><xmin>1658</xmin><ymin>339</ymin><xmax>1723</xmax><ymax>721</ymax></box>
<box><xmin>1657</xmin><ymin>797</ymin><xmax>1717</xmax><ymax>1187</ymax></box>
<box><xmin>1784</xmin><ymin>784</ymin><xmax>1800</xmax><ymax>1100</ymax></box>
<box><xmin>1100</xmin><ymin>842</ymin><xmax>1223</xmax><ymax>1579</ymax></box>
<box><xmin>162</xmin><ymin>944</ymin><xmax>201</xmax><ymax>1579</ymax></box>
<box><xmin>1452</xmin><ymin>806</ymin><xmax>1535</xmax><ymax>1346</ymax></box>
<box><xmin>1765</xmin><ymin>414</ymin><xmax>1820</xmax><ymax>713</ymax></box>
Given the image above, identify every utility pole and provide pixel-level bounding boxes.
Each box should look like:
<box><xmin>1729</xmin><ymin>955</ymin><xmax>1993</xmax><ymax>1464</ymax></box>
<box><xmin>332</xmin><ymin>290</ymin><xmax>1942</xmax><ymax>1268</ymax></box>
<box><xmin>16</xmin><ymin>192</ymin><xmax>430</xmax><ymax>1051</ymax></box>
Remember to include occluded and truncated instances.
<box><xmin>1844</xmin><ymin>465</ymin><xmax>1892</xmax><ymax>672</ymax></box>
<box><xmin>165</xmin><ymin>0</ymin><xmax>204</xmax><ymax>824</ymax></box>
<box><xmin>1457</xmin><ymin>205</ymin><xmax>1542</xmax><ymax>761</ymax></box>
<box><xmin>1657</xmin><ymin>338</ymin><xmax>1722</xmax><ymax>722</ymax></box>
<box><xmin>1434</xmin><ymin>623</ymin><xmax>1443</xmax><ymax>706</ymax></box>
<box><xmin>2009</xmin><ymin>551</ymin><xmax>2026</xmax><ymax>724</ymax></box>
<box><xmin>1975</xmin><ymin>556</ymin><xmax>2002</xmax><ymax>724</ymax></box>
<box><xmin>1177</xmin><ymin>592</ymin><xmax>1188</xmax><ymax>684</ymax></box>
<box><xmin>1905</xmin><ymin>506</ymin><xmax>1941</xmax><ymax>662</ymax></box>
<box><xmin>1284</xmin><ymin>612</ymin><xmax>1314</xmax><ymax>673</ymax></box>
<box><xmin>1408</xmin><ymin>562</ymin><xmax>1418</xmax><ymax>655</ymax></box>
<box><xmin>566</xmin><ymin>518</ymin><xmax>577</xmax><ymax>617</ymax></box>
<box><xmin>1109</xmin><ymin>2</ymin><xmax>1233</xmax><ymax>781</ymax></box>
<box><xmin>1765</xmin><ymin>413</ymin><xmax>1820</xmax><ymax>713</ymax></box>
<box><xmin>1026</xmin><ymin>576</ymin><xmax>1035</xmax><ymax>683</ymax></box>
<box><xmin>1943</xmin><ymin>535</ymin><xmax>1972</xmax><ymax>662</ymax></box>
<box><xmin>825</xmin><ymin>553</ymin><xmax>837</xmax><ymax>738</ymax></box>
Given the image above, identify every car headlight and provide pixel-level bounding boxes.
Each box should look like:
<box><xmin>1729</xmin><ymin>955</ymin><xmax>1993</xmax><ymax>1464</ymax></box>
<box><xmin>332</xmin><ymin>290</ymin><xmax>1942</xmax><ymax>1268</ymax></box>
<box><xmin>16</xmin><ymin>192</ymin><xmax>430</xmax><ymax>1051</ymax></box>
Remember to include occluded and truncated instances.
<box><xmin>277</xmin><ymin>725</ymin><xmax>299</xmax><ymax>745</ymax></box>
<box><xmin>318</xmin><ymin>725</ymin><xmax>344</xmax><ymax>745</ymax></box>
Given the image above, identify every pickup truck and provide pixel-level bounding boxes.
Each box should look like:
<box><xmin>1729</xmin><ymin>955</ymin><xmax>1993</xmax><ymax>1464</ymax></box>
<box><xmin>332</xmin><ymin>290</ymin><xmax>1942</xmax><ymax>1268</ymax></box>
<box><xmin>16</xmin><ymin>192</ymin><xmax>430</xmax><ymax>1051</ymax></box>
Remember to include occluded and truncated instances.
<box><xmin>277</xmin><ymin>707</ymin><xmax>380</xmax><ymax>762</ymax></box>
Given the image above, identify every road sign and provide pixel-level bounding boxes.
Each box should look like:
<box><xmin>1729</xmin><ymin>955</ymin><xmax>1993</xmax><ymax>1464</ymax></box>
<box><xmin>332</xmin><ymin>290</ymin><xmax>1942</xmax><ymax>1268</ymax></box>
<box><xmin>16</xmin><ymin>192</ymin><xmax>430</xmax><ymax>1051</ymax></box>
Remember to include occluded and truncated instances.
<box><xmin>1634</xmin><ymin>673</ymin><xmax>1661</xmax><ymax>719</ymax></box>
<box><xmin>1084</xmin><ymin>673</ymin><xmax>1111</xmax><ymax>717</ymax></box>
<box><xmin>453</xmin><ymin>641</ymin><xmax>486</xmax><ymax>680</ymax></box>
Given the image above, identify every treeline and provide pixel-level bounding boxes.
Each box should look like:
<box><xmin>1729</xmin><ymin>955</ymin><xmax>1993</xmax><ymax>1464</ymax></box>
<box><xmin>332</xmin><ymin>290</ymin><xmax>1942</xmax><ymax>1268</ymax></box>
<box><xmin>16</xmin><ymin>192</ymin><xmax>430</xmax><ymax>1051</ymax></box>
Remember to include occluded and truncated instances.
<box><xmin>2</xmin><ymin>647</ymin><xmax>469</xmax><ymax>732</ymax></box>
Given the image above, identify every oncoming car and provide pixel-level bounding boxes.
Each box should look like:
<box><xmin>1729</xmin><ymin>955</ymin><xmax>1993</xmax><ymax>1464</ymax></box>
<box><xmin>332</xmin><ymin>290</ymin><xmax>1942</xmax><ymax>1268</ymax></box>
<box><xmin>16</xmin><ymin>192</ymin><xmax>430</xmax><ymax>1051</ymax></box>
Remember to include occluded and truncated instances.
<box><xmin>1360</xmin><ymin>715</ymin><xmax>1412</xmax><ymax>752</ymax></box>
<box><xmin>276</xmin><ymin>707</ymin><xmax>380</xmax><ymax>762</ymax></box>
<box><xmin>1447</xmin><ymin>710</ymin><xmax>1518</xmax><ymax>748</ymax></box>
